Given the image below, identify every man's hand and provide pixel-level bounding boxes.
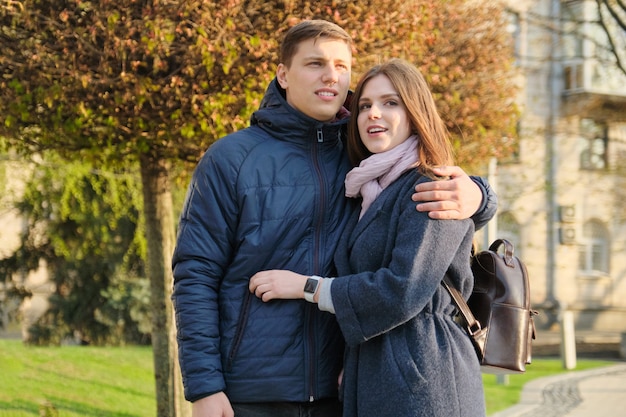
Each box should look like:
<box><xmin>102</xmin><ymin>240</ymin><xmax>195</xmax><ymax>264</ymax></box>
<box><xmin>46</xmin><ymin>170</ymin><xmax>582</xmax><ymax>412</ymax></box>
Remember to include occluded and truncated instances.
<box><xmin>412</xmin><ymin>166</ymin><xmax>482</xmax><ymax>220</ymax></box>
<box><xmin>192</xmin><ymin>392</ymin><xmax>234</xmax><ymax>417</ymax></box>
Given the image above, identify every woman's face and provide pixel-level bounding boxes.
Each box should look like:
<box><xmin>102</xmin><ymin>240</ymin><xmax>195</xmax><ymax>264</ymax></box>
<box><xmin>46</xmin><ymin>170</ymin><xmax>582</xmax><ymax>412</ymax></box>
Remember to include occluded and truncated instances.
<box><xmin>356</xmin><ymin>74</ymin><xmax>412</xmax><ymax>154</ymax></box>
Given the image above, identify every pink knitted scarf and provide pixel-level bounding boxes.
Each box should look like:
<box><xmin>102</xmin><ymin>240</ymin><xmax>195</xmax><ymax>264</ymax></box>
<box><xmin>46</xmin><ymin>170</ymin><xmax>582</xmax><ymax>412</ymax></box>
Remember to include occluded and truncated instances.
<box><xmin>345</xmin><ymin>136</ymin><xmax>419</xmax><ymax>219</ymax></box>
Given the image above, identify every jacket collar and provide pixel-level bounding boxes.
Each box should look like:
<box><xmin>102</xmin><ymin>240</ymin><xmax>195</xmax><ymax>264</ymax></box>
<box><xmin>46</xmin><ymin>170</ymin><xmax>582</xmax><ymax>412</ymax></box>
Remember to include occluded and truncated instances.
<box><xmin>250</xmin><ymin>78</ymin><xmax>351</xmax><ymax>145</ymax></box>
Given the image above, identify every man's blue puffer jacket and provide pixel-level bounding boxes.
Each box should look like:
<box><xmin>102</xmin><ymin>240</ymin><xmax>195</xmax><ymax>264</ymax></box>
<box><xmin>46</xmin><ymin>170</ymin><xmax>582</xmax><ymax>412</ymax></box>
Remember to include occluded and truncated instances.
<box><xmin>172</xmin><ymin>78</ymin><xmax>353</xmax><ymax>403</ymax></box>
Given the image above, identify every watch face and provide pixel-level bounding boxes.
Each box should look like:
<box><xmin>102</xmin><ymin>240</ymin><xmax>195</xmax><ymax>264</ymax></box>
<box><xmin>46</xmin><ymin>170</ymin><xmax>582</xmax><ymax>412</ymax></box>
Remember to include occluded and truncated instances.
<box><xmin>304</xmin><ymin>278</ymin><xmax>319</xmax><ymax>293</ymax></box>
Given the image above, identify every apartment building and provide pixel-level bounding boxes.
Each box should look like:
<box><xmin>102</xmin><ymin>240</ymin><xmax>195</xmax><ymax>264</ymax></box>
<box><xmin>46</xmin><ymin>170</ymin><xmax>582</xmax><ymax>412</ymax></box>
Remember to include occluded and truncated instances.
<box><xmin>497</xmin><ymin>0</ymin><xmax>626</xmax><ymax>332</ymax></box>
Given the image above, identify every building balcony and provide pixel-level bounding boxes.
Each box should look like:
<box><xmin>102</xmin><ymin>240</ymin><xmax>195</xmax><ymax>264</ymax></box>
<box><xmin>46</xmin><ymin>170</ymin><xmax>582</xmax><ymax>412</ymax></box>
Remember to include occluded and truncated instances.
<box><xmin>562</xmin><ymin>58</ymin><xmax>626</xmax><ymax>120</ymax></box>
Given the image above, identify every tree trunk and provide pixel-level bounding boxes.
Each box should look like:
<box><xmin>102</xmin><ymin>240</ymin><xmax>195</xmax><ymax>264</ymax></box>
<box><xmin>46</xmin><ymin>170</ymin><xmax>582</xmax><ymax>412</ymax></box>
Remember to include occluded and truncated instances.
<box><xmin>139</xmin><ymin>154</ymin><xmax>190</xmax><ymax>417</ymax></box>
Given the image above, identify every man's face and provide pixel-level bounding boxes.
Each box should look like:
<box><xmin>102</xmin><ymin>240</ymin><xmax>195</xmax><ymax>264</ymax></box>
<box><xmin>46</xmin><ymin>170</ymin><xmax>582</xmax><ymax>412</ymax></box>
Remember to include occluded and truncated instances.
<box><xmin>277</xmin><ymin>38</ymin><xmax>352</xmax><ymax>122</ymax></box>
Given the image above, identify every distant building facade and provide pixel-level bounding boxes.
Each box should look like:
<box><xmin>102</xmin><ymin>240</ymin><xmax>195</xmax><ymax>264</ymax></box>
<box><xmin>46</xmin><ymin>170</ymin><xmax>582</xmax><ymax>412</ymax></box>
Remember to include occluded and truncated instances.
<box><xmin>497</xmin><ymin>0</ymin><xmax>626</xmax><ymax>331</ymax></box>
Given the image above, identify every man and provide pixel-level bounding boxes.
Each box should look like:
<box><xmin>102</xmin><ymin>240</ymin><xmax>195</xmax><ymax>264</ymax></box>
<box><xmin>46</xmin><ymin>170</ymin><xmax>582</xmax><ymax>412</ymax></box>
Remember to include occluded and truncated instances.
<box><xmin>172</xmin><ymin>20</ymin><xmax>496</xmax><ymax>417</ymax></box>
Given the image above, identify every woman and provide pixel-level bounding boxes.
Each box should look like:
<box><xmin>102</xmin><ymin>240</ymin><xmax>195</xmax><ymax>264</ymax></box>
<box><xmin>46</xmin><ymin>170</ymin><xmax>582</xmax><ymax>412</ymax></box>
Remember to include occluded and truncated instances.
<box><xmin>249</xmin><ymin>58</ymin><xmax>486</xmax><ymax>417</ymax></box>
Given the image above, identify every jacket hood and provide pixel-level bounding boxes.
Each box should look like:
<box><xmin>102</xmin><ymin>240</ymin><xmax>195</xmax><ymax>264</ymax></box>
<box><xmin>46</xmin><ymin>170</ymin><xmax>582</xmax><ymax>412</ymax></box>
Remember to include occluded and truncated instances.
<box><xmin>250</xmin><ymin>78</ymin><xmax>352</xmax><ymax>144</ymax></box>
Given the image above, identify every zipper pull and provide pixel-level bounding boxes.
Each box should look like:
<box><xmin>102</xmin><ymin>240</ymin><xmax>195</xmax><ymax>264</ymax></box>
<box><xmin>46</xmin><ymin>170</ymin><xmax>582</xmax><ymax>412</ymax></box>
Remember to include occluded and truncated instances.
<box><xmin>317</xmin><ymin>129</ymin><xmax>323</xmax><ymax>143</ymax></box>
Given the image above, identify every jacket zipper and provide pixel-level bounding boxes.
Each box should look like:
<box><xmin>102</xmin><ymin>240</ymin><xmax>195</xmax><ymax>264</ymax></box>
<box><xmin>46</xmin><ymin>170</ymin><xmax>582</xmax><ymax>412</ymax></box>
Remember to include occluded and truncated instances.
<box><xmin>307</xmin><ymin>127</ymin><xmax>326</xmax><ymax>401</ymax></box>
<box><xmin>313</xmin><ymin>128</ymin><xmax>325</xmax><ymax>269</ymax></box>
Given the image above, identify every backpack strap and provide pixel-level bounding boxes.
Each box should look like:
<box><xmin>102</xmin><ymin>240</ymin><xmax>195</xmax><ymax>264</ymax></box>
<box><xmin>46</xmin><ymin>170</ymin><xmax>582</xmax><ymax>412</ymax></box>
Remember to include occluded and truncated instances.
<box><xmin>442</xmin><ymin>276</ymin><xmax>482</xmax><ymax>336</ymax></box>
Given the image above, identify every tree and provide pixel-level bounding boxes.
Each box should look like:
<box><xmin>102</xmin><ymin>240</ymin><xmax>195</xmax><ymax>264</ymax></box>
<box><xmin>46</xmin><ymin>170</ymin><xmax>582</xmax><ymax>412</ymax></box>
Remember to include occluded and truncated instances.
<box><xmin>525</xmin><ymin>0</ymin><xmax>626</xmax><ymax>78</ymax></box>
<box><xmin>596</xmin><ymin>0</ymin><xmax>626</xmax><ymax>76</ymax></box>
<box><xmin>0</xmin><ymin>154</ymin><xmax>151</xmax><ymax>346</ymax></box>
<box><xmin>1</xmin><ymin>2</ymin><xmax>216</xmax><ymax>415</ymax></box>
<box><xmin>344</xmin><ymin>0</ymin><xmax>519</xmax><ymax>165</ymax></box>
<box><xmin>0</xmin><ymin>1</ymin><xmax>518</xmax><ymax>415</ymax></box>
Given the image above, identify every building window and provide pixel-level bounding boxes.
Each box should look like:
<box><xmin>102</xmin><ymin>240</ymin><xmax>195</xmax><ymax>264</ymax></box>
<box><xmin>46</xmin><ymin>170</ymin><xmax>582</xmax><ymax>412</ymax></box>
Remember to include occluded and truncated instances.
<box><xmin>561</xmin><ymin>1</ymin><xmax>584</xmax><ymax>59</ymax></box>
<box><xmin>577</xmin><ymin>220</ymin><xmax>609</xmax><ymax>276</ymax></box>
<box><xmin>564</xmin><ymin>63</ymin><xmax>583</xmax><ymax>91</ymax></box>
<box><xmin>579</xmin><ymin>118</ymin><xmax>607</xmax><ymax>170</ymax></box>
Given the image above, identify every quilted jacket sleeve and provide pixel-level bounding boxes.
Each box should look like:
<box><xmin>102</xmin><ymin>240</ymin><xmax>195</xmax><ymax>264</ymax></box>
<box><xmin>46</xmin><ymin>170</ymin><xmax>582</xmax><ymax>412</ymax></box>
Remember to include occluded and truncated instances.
<box><xmin>171</xmin><ymin>139</ymin><xmax>240</xmax><ymax>402</ymax></box>
<box><xmin>469</xmin><ymin>175</ymin><xmax>497</xmax><ymax>231</ymax></box>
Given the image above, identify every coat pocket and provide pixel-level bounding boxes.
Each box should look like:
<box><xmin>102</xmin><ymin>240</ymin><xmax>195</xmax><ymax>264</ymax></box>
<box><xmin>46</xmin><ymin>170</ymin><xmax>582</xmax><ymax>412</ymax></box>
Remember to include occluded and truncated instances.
<box><xmin>388</xmin><ymin>331</ymin><xmax>427</xmax><ymax>398</ymax></box>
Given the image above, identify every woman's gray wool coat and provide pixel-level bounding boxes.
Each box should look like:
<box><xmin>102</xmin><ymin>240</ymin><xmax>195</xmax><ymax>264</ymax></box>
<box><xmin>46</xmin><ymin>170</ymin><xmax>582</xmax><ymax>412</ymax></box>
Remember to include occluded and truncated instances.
<box><xmin>331</xmin><ymin>171</ymin><xmax>487</xmax><ymax>417</ymax></box>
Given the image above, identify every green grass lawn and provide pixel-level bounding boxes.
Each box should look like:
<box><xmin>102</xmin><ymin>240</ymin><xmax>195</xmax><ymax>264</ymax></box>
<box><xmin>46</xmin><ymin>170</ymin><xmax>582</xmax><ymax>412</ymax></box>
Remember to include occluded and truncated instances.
<box><xmin>0</xmin><ymin>338</ymin><xmax>616</xmax><ymax>416</ymax></box>
<box><xmin>0</xmin><ymin>338</ymin><xmax>155</xmax><ymax>417</ymax></box>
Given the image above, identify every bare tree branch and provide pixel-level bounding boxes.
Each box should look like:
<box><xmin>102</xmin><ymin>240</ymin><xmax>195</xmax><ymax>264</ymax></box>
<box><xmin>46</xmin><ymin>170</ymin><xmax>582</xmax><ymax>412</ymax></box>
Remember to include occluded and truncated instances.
<box><xmin>597</xmin><ymin>0</ymin><xmax>626</xmax><ymax>76</ymax></box>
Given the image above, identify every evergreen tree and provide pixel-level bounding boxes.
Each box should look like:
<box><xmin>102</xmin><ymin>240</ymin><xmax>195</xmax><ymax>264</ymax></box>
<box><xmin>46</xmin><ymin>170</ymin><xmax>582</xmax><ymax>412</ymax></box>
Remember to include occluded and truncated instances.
<box><xmin>0</xmin><ymin>154</ymin><xmax>151</xmax><ymax>345</ymax></box>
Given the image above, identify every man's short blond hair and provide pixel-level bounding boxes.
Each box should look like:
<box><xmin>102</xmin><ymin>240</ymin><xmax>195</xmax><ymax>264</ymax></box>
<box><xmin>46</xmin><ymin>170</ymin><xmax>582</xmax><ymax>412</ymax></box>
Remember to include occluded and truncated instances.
<box><xmin>280</xmin><ymin>20</ymin><xmax>352</xmax><ymax>67</ymax></box>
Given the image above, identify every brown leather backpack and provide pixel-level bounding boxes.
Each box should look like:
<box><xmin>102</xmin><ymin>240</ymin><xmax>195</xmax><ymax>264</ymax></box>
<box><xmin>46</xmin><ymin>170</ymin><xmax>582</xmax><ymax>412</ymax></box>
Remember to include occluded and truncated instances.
<box><xmin>443</xmin><ymin>239</ymin><xmax>538</xmax><ymax>374</ymax></box>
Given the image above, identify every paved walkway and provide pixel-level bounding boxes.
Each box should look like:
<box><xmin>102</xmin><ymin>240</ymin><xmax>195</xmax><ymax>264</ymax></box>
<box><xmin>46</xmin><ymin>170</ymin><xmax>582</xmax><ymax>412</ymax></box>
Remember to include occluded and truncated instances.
<box><xmin>491</xmin><ymin>362</ymin><xmax>626</xmax><ymax>417</ymax></box>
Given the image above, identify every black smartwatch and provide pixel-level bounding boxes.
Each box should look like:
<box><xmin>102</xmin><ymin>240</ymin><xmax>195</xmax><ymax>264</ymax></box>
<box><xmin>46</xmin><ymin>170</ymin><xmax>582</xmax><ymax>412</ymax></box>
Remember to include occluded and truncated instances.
<box><xmin>304</xmin><ymin>276</ymin><xmax>322</xmax><ymax>302</ymax></box>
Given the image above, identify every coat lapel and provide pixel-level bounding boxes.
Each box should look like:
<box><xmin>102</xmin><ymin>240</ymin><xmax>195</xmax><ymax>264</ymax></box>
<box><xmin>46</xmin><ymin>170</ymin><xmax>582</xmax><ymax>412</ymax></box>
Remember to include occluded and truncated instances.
<box><xmin>346</xmin><ymin>187</ymin><xmax>394</xmax><ymax>250</ymax></box>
